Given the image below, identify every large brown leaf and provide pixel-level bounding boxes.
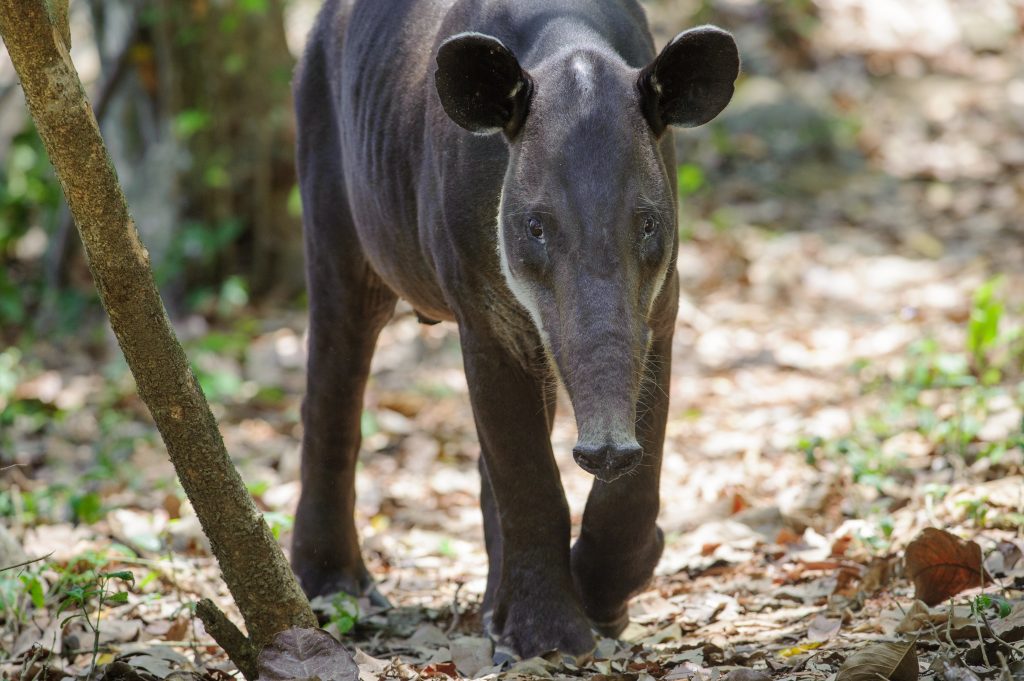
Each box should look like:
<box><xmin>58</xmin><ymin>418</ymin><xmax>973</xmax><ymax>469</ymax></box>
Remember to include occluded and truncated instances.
<box><xmin>904</xmin><ymin>528</ymin><xmax>990</xmax><ymax>607</ymax></box>
<box><xmin>835</xmin><ymin>640</ymin><xmax>918</xmax><ymax>681</ymax></box>
<box><xmin>257</xmin><ymin>628</ymin><xmax>358</xmax><ymax>681</ymax></box>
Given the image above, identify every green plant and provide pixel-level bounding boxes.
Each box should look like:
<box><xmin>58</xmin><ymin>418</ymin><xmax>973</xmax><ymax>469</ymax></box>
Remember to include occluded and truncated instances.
<box><xmin>69</xmin><ymin>491</ymin><xmax>106</xmax><ymax>525</ymax></box>
<box><xmin>956</xmin><ymin>496</ymin><xmax>990</xmax><ymax>528</ymax></box>
<box><xmin>853</xmin><ymin>513</ymin><xmax>894</xmax><ymax>553</ymax></box>
<box><xmin>972</xmin><ymin>593</ymin><xmax>1012</xmax><ymax>619</ymax></box>
<box><xmin>57</xmin><ymin>569</ymin><xmax>135</xmax><ymax>677</ymax></box>
<box><xmin>0</xmin><ymin>563</ymin><xmax>46</xmax><ymax>633</ymax></box>
<box><xmin>330</xmin><ymin>592</ymin><xmax>359</xmax><ymax>635</ymax></box>
<box><xmin>0</xmin><ymin>125</ymin><xmax>64</xmax><ymax>330</ymax></box>
<box><xmin>676</xmin><ymin>163</ymin><xmax>705</xmax><ymax>199</ymax></box>
<box><xmin>800</xmin><ymin>279</ymin><xmax>1023</xmax><ymax>489</ymax></box>
<box><xmin>968</xmin><ymin>276</ymin><xmax>1007</xmax><ymax>384</ymax></box>
<box><xmin>263</xmin><ymin>511</ymin><xmax>293</xmax><ymax>541</ymax></box>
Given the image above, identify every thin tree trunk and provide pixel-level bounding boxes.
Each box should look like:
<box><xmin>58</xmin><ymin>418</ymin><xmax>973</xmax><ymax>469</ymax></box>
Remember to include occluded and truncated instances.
<box><xmin>0</xmin><ymin>2</ymin><xmax>317</xmax><ymax>677</ymax></box>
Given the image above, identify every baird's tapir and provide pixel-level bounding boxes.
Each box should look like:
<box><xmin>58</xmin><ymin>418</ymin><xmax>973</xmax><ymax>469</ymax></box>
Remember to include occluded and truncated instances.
<box><xmin>291</xmin><ymin>0</ymin><xmax>739</xmax><ymax>658</ymax></box>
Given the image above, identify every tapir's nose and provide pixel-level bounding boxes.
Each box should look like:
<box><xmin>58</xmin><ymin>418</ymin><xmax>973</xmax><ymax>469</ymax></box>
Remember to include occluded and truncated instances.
<box><xmin>572</xmin><ymin>441</ymin><xmax>643</xmax><ymax>482</ymax></box>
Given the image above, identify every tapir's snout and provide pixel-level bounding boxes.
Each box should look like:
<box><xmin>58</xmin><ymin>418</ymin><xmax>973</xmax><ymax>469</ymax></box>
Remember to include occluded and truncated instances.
<box><xmin>572</xmin><ymin>439</ymin><xmax>643</xmax><ymax>482</ymax></box>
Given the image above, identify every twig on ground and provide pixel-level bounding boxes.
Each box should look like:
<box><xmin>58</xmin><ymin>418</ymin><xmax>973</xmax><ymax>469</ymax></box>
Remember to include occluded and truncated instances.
<box><xmin>0</xmin><ymin>552</ymin><xmax>53</xmax><ymax>573</ymax></box>
<box><xmin>445</xmin><ymin>580</ymin><xmax>464</xmax><ymax>636</ymax></box>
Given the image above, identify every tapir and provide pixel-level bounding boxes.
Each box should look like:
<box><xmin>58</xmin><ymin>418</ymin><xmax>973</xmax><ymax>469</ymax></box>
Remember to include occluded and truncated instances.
<box><xmin>291</xmin><ymin>0</ymin><xmax>739</xmax><ymax>658</ymax></box>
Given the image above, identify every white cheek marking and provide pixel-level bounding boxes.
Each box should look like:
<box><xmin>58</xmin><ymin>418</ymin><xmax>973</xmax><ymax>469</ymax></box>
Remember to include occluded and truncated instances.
<box><xmin>495</xmin><ymin>190</ymin><xmax>550</xmax><ymax>347</ymax></box>
<box><xmin>649</xmin><ymin>256</ymin><xmax>673</xmax><ymax>318</ymax></box>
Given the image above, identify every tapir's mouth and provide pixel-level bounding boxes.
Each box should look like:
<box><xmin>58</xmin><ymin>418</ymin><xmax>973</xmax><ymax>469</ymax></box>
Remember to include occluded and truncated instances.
<box><xmin>572</xmin><ymin>440</ymin><xmax>643</xmax><ymax>482</ymax></box>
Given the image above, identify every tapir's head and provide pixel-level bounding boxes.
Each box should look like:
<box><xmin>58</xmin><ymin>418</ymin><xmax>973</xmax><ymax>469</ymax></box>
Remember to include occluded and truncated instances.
<box><xmin>435</xmin><ymin>27</ymin><xmax>739</xmax><ymax>481</ymax></box>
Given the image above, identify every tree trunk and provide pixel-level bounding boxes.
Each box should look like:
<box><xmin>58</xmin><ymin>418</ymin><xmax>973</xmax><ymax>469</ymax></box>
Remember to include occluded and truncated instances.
<box><xmin>0</xmin><ymin>2</ymin><xmax>317</xmax><ymax>677</ymax></box>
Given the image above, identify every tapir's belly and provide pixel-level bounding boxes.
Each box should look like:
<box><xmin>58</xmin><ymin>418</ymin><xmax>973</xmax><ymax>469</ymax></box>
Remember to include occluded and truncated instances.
<box><xmin>344</xmin><ymin>171</ymin><xmax>455</xmax><ymax>324</ymax></box>
<box><xmin>334</xmin><ymin>0</ymin><xmax>492</xmax><ymax>326</ymax></box>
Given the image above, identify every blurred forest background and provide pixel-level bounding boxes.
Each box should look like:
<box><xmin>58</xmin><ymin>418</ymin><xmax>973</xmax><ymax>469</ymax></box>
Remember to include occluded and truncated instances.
<box><xmin>0</xmin><ymin>0</ymin><xmax>1021</xmax><ymax>331</ymax></box>
<box><xmin>3</xmin><ymin>0</ymin><xmax>1024</xmax><ymax>679</ymax></box>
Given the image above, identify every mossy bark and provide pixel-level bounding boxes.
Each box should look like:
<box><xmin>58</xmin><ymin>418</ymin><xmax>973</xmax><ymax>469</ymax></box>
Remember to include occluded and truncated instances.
<box><xmin>0</xmin><ymin>2</ymin><xmax>317</xmax><ymax>676</ymax></box>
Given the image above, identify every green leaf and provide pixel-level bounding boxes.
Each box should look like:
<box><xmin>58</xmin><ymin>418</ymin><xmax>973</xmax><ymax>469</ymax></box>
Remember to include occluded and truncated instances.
<box><xmin>102</xmin><ymin>570</ymin><xmax>135</xmax><ymax>583</ymax></box>
<box><xmin>967</xmin><ymin>275</ymin><xmax>1005</xmax><ymax>372</ymax></box>
<box><xmin>676</xmin><ymin>163</ymin><xmax>705</xmax><ymax>197</ymax></box>
<box><xmin>330</xmin><ymin>592</ymin><xmax>360</xmax><ymax>635</ymax></box>
<box><xmin>19</xmin><ymin>575</ymin><xmax>45</xmax><ymax>609</ymax></box>
<box><xmin>173</xmin><ymin>110</ymin><xmax>211</xmax><ymax>140</ymax></box>
<box><xmin>287</xmin><ymin>184</ymin><xmax>303</xmax><ymax>218</ymax></box>
<box><xmin>60</xmin><ymin>613</ymin><xmax>82</xmax><ymax>627</ymax></box>
<box><xmin>70</xmin><ymin>492</ymin><xmax>105</xmax><ymax>524</ymax></box>
<box><xmin>239</xmin><ymin>0</ymin><xmax>269</xmax><ymax>13</ymax></box>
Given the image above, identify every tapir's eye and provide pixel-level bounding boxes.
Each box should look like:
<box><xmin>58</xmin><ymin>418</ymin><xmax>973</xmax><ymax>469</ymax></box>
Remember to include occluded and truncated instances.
<box><xmin>642</xmin><ymin>216</ymin><xmax>657</xmax><ymax>238</ymax></box>
<box><xmin>527</xmin><ymin>217</ymin><xmax>545</xmax><ymax>240</ymax></box>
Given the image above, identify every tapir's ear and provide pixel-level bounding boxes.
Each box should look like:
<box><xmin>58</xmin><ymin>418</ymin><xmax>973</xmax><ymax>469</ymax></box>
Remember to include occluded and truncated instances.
<box><xmin>638</xmin><ymin>25</ymin><xmax>739</xmax><ymax>135</ymax></box>
<box><xmin>435</xmin><ymin>32</ymin><xmax>533</xmax><ymax>137</ymax></box>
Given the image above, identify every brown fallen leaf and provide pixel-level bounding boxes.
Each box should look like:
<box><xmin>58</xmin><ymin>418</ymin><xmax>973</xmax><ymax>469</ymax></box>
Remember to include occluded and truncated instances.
<box><xmin>991</xmin><ymin>603</ymin><xmax>1024</xmax><ymax>643</ymax></box>
<box><xmin>164</xmin><ymin>615</ymin><xmax>191</xmax><ymax>642</ymax></box>
<box><xmin>835</xmin><ymin>640</ymin><xmax>918</xmax><ymax>681</ymax></box>
<box><xmin>830</xmin><ymin>534</ymin><xmax>854</xmax><ymax>558</ymax></box>
<box><xmin>985</xmin><ymin>541</ymin><xmax>1023</xmax><ymax>577</ymax></box>
<box><xmin>420</xmin><ymin>661</ymin><xmax>459</xmax><ymax>678</ymax></box>
<box><xmin>895</xmin><ymin>600</ymin><xmax>932</xmax><ymax>634</ymax></box>
<box><xmin>831</xmin><ymin>564</ymin><xmax>864</xmax><ymax>600</ymax></box>
<box><xmin>449</xmin><ymin>636</ymin><xmax>494</xmax><ymax>679</ymax></box>
<box><xmin>928</xmin><ymin>656</ymin><xmax>982</xmax><ymax>681</ymax></box>
<box><xmin>257</xmin><ymin>627</ymin><xmax>358</xmax><ymax>681</ymax></box>
<box><xmin>904</xmin><ymin>528</ymin><xmax>990</xmax><ymax>606</ymax></box>
<box><xmin>859</xmin><ymin>556</ymin><xmax>896</xmax><ymax>595</ymax></box>
<box><xmin>116</xmin><ymin>646</ymin><xmax>195</xmax><ymax>678</ymax></box>
<box><xmin>894</xmin><ymin>602</ymin><xmax>977</xmax><ymax>639</ymax></box>
<box><xmin>98</xmin><ymin>660</ymin><xmax>157</xmax><ymax>681</ymax></box>
<box><xmin>775</xmin><ymin>527</ymin><xmax>802</xmax><ymax>545</ymax></box>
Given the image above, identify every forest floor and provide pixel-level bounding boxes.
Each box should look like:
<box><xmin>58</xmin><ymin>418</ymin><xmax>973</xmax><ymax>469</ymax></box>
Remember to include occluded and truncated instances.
<box><xmin>4</xmin><ymin>0</ymin><xmax>1024</xmax><ymax>679</ymax></box>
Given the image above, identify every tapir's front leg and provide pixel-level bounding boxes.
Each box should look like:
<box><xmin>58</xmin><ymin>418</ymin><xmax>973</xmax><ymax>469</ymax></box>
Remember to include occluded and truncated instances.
<box><xmin>460</xmin><ymin>328</ymin><xmax>594</xmax><ymax>658</ymax></box>
<box><xmin>570</xmin><ymin>284</ymin><xmax>677</xmax><ymax>635</ymax></box>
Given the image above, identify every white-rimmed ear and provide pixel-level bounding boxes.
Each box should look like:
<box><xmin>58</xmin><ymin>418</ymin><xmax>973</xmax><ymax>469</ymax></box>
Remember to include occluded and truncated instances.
<box><xmin>434</xmin><ymin>32</ymin><xmax>533</xmax><ymax>137</ymax></box>
<box><xmin>639</xmin><ymin>26</ymin><xmax>739</xmax><ymax>135</ymax></box>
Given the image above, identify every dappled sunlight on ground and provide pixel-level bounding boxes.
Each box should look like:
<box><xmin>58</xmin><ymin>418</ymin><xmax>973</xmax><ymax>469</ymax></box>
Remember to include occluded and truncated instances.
<box><xmin>4</xmin><ymin>0</ymin><xmax>1024</xmax><ymax>677</ymax></box>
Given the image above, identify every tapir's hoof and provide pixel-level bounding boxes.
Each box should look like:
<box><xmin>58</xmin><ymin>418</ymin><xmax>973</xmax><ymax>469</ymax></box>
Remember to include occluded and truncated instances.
<box><xmin>589</xmin><ymin>608</ymin><xmax>630</xmax><ymax>638</ymax></box>
<box><xmin>571</xmin><ymin>526</ymin><xmax>663</xmax><ymax>637</ymax></box>
<box><xmin>482</xmin><ymin>609</ymin><xmax>495</xmax><ymax>638</ymax></box>
<box><xmin>491</xmin><ymin>601</ymin><xmax>596</xmax><ymax>659</ymax></box>
<box><xmin>292</xmin><ymin>559</ymin><xmax>388</xmax><ymax>608</ymax></box>
<box><xmin>366</xmin><ymin>585</ymin><xmax>392</xmax><ymax>609</ymax></box>
<box><xmin>303</xmin><ymin>579</ymin><xmax>393</xmax><ymax>627</ymax></box>
<box><xmin>499</xmin><ymin>627</ymin><xmax>595</xmax><ymax>660</ymax></box>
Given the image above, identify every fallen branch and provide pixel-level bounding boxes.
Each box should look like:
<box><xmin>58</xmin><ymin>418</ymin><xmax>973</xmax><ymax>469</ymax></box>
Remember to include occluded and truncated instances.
<box><xmin>0</xmin><ymin>552</ymin><xmax>54</xmax><ymax>573</ymax></box>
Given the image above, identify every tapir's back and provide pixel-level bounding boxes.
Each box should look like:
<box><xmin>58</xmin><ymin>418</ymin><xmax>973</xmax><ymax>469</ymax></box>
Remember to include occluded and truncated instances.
<box><xmin>302</xmin><ymin>0</ymin><xmax>658</xmax><ymax>319</ymax></box>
